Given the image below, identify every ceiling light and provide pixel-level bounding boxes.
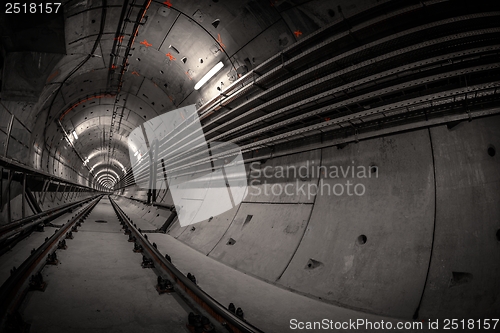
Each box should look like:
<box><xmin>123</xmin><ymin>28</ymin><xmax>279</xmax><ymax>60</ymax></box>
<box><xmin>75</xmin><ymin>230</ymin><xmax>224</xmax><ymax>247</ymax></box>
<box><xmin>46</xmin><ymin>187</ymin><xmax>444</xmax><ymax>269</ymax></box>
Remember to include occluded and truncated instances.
<box><xmin>194</xmin><ymin>61</ymin><xmax>224</xmax><ymax>90</ymax></box>
<box><xmin>72</xmin><ymin>131</ymin><xmax>78</xmax><ymax>140</ymax></box>
<box><xmin>134</xmin><ymin>150</ymin><xmax>139</xmax><ymax>157</ymax></box>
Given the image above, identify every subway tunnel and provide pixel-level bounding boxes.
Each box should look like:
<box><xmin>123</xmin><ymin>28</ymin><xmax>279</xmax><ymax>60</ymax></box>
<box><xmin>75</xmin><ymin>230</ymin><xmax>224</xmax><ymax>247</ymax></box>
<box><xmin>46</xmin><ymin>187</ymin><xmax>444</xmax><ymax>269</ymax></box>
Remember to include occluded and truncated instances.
<box><xmin>0</xmin><ymin>0</ymin><xmax>499</xmax><ymax>332</ymax></box>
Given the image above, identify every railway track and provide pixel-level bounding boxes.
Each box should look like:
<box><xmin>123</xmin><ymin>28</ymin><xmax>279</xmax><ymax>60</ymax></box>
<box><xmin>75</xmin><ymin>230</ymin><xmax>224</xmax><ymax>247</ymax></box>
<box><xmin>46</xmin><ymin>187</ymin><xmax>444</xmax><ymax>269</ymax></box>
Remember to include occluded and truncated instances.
<box><xmin>0</xmin><ymin>195</ymin><xmax>264</xmax><ymax>333</ymax></box>
<box><xmin>0</xmin><ymin>196</ymin><xmax>97</xmax><ymax>257</ymax></box>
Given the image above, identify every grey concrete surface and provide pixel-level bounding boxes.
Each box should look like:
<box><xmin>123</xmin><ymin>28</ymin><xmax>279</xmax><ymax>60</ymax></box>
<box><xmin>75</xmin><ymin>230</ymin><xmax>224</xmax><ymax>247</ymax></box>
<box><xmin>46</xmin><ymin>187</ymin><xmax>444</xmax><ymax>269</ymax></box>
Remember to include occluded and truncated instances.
<box><xmin>146</xmin><ymin>232</ymin><xmax>421</xmax><ymax>333</ymax></box>
<box><xmin>21</xmin><ymin>198</ymin><xmax>191</xmax><ymax>333</ymax></box>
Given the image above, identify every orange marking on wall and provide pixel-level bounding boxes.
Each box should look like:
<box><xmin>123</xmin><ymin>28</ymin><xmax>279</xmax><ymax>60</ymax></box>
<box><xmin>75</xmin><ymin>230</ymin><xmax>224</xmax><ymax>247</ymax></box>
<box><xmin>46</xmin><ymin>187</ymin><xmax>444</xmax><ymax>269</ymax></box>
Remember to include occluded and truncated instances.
<box><xmin>217</xmin><ymin>34</ymin><xmax>225</xmax><ymax>51</ymax></box>
<box><xmin>163</xmin><ymin>0</ymin><xmax>172</xmax><ymax>7</ymax></box>
<box><xmin>131</xmin><ymin>71</ymin><xmax>140</xmax><ymax>76</ymax></box>
<box><xmin>140</xmin><ymin>40</ymin><xmax>152</xmax><ymax>47</ymax></box>
<box><xmin>165</xmin><ymin>52</ymin><xmax>176</xmax><ymax>61</ymax></box>
<box><xmin>46</xmin><ymin>69</ymin><xmax>60</xmax><ymax>83</ymax></box>
<box><xmin>293</xmin><ymin>30</ymin><xmax>303</xmax><ymax>38</ymax></box>
<box><xmin>59</xmin><ymin>94</ymin><xmax>116</xmax><ymax>121</ymax></box>
<box><xmin>185</xmin><ymin>71</ymin><xmax>192</xmax><ymax>80</ymax></box>
<box><xmin>324</xmin><ymin>117</ymin><xmax>331</xmax><ymax>122</ymax></box>
<box><xmin>114</xmin><ymin>35</ymin><xmax>124</xmax><ymax>43</ymax></box>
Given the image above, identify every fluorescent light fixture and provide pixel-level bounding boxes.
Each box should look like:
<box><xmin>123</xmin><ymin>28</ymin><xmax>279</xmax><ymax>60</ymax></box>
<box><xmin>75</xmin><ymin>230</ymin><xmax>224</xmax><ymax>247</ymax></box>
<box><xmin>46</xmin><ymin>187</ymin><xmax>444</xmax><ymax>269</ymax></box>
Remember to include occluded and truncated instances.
<box><xmin>134</xmin><ymin>150</ymin><xmax>139</xmax><ymax>157</ymax></box>
<box><xmin>72</xmin><ymin>131</ymin><xmax>78</xmax><ymax>140</ymax></box>
<box><xmin>194</xmin><ymin>61</ymin><xmax>224</xmax><ymax>90</ymax></box>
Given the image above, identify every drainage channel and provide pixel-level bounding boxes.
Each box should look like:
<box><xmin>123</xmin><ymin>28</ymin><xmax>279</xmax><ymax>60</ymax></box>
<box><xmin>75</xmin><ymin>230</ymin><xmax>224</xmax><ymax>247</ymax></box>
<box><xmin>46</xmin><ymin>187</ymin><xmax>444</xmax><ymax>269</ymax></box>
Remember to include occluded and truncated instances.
<box><xmin>109</xmin><ymin>195</ymin><xmax>265</xmax><ymax>333</ymax></box>
<box><xmin>0</xmin><ymin>195</ymin><xmax>103</xmax><ymax>332</ymax></box>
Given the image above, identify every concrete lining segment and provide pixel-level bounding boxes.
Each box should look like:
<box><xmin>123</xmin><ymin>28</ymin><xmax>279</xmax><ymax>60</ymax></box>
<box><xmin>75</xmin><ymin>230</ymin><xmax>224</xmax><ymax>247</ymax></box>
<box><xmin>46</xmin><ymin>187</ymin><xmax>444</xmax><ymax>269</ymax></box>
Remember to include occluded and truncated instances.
<box><xmin>21</xmin><ymin>198</ymin><xmax>190</xmax><ymax>333</ymax></box>
<box><xmin>208</xmin><ymin>202</ymin><xmax>313</xmax><ymax>282</ymax></box>
<box><xmin>277</xmin><ymin>129</ymin><xmax>435</xmax><ymax>319</ymax></box>
<box><xmin>244</xmin><ymin>149</ymin><xmax>321</xmax><ymax>204</ymax></box>
<box><xmin>0</xmin><ymin>206</ymin><xmax>88</xmax><ymax>285</ymax></box>
<box><xmin>418</xmin><ymin>116</ymin><xmax>500</xmax><ymax>319</ymax></box>
<box><xmin>146</xmin><ymin>232</ymin><xmax>420</xmax><ymax>333</ymax></box>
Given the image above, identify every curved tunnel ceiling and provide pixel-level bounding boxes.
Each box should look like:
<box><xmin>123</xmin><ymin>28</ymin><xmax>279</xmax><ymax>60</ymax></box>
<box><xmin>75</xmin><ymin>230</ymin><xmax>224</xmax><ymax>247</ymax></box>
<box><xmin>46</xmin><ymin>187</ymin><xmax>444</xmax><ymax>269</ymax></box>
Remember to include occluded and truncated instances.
<box><xmin>35</xmin><ymin>0</ymin><xmax>321</xmax><ymax>190</ymax></box>
<box><xmin>3</xmin><ymin>0</ymin><xmax>499</xmax><ymax>194</ymax></box>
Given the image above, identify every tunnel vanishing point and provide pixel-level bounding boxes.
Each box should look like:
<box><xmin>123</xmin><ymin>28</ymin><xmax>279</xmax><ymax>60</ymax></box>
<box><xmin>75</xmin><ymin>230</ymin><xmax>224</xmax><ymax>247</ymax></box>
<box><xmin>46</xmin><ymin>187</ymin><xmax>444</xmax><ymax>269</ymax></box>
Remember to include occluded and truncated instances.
<box><xmin>0</xmin><ymin>0</ymin><xmax>499</xmax><ymax>332</ymax></box>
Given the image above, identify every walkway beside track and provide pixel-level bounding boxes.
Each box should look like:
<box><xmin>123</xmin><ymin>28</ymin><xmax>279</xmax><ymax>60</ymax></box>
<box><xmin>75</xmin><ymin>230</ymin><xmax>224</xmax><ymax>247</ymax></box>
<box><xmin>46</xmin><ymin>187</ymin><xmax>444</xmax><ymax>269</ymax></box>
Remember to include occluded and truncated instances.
<box><xmin>117</xmin><ymin>199</ymin><xmax>421</xmax><ymax>333</ymax></box>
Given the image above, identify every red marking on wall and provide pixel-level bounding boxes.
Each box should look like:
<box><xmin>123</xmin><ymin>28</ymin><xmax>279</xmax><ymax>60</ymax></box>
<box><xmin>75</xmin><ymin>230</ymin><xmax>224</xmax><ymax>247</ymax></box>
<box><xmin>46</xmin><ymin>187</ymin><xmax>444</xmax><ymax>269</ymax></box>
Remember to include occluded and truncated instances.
<box><xmin>140</xmin><ymin>40</ymin><xmax>152</xmax><ymax>47</ymax></box>
<box><xmin>46</xmin><ymin>69</ymin><xmax>60</xmax><ymax>83</ymax></box>
<box><xmin>293</xmin><ymin>30</ymin><xmax>303</xmax><ymax>38</ymax></box>
<box><xmin>324</xmin><ymin>117</ymin><xmax>331</xmax><ymax>122</ymax></box>
<box><xmin>111</xmin><ymin>64</ymin><xmax>117</xmax><ymax>69</ymax></box>
<box><xmin>185</xmin><ymin>71</ymin><xmax>193</xmax><ymax>80</ymax></box>
<box><xmin>59</xmin><ymin>94</ymin><xmax>116</xmax><ymax>121</ymax></box>
<box><xmin>165</xmin><ymin>52</ymin><xmax>176</xmax><ymax>61</ymax></box>
<box><xmin>269</xmin><ymin>0</ymin><xmax>278</xmax><ymax>7</ymax></box>
<box><xmin>163</xmin><ymin>0</ymin><xmax>172</xmax><ymax>7</ymax></box>
<box><xmin>114</xmin><ymin>35</ymin><xmax>124</xmax><ymax>43</ymax></box>
<box><xmin>217</xmin><ymin>34</ymin><xmax>225</xmax><ymax>51</ymax></box>
<box><xmin>131</xmin><ymin>71</ymin><xmax>140</xmax><ymax>76</ymax></box>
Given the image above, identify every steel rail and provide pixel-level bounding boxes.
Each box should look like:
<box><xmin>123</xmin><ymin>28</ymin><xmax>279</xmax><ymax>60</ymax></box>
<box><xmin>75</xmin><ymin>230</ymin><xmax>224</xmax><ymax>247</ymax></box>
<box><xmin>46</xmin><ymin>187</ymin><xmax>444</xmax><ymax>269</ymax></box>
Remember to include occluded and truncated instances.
<box><xmin>108</xmin><ymin>196</ymin><xmax>265</xmax><ymax>333</ymax></box>
<box><xmin>0</xmin><ymin>195</ymin><xmax>96</xmax><ymax>239</ymax></box>
<box><xmin>0</xmin><ymin>195</ymin><xmax>103</xmax><ymax>330</ymax></box>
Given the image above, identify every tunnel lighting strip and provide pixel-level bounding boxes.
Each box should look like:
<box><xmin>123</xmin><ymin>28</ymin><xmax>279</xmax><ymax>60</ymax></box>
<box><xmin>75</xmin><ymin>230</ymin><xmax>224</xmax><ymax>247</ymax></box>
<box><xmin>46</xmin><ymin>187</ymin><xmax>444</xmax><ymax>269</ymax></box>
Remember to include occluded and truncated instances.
<box><xmin>94</xmin><ymin>168</ymin><xmax>120</xmax><ymax>181</ymax></box>
<box><xmin>72</xmin><ymin>131</ymin><xmax>78</xmax><ymax>140</ymax></box>
<box><xmin>194</xmin><ymin>61</ymin><xmax>224</xmax><ymax>90</ymax></box>
<box><xmin>96</xmin><ymin>174</ymin><xmax>117</xmax><ymax>183</ymax></box>
<box><xmin>56</xmin><ymin>120</ymin><xmax>94</xmax><ymax>177</ymax></box>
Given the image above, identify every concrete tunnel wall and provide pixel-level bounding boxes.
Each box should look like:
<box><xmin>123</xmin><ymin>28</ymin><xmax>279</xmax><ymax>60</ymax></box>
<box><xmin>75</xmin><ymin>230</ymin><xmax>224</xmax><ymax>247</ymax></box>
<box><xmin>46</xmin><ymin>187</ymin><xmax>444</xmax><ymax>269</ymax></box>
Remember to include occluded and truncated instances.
<box><xmin>1</xmin><ymin>0</ymin><xmax>498</xmax><ymax>324</ymax></box>
<box><xmin>115</xmin><ymin>114</ymin><xmax>500</xmax><ymax>320</ymax></box>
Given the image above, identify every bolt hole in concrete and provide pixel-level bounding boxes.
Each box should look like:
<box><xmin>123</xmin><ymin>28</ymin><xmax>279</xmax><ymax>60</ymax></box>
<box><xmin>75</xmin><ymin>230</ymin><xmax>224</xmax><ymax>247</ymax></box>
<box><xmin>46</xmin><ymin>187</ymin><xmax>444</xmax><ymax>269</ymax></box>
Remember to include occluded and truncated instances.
<box><xmin>95</xmin><ymin>220</ymin><xmax>107</xmax><ymax>223</ymax></box>
<box><xmin>357</xmin><ymin>235</ymin><xmax>367</xmax><ymax>245</ymax></box>
<box><xmin>226</xmin><ymin>238</ymin><xmax>236</xmax><ymax>245</ymax></box>
<box><xmin>244</xmin><ymin>215</ymin><xmax>253</xmax><ymax>225</ymax></box>
<box><xmin>305</xmin><ymin>259</ymin><xmax>323</xmax><ymax>270</ymax></box>
<box><xmin>488</xmin><ymin>145</ymin><xmax>496</xmax><ymax>157</ymax></box>
<box><xmin>449</xmin><ymin>272</ymin><xmax>473</xmax><ymax>287</ymax></box>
